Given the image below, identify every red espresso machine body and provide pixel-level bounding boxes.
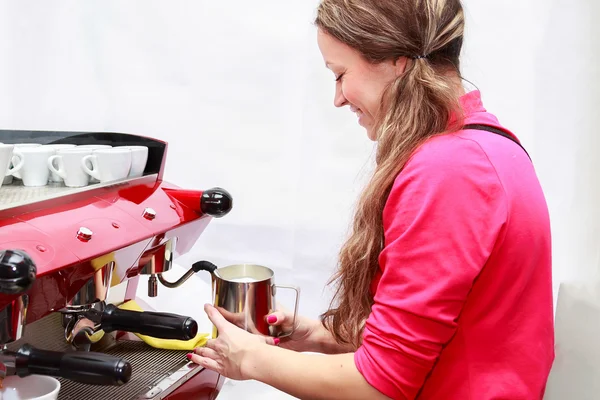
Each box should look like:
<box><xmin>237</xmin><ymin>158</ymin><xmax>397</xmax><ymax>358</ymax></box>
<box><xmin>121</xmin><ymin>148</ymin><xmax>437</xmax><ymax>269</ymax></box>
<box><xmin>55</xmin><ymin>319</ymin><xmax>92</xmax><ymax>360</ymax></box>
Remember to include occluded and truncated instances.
<box><xmin>0</xmin><ymin>129</ymin><xmax>231</xmax><ymax>399</ymax></box>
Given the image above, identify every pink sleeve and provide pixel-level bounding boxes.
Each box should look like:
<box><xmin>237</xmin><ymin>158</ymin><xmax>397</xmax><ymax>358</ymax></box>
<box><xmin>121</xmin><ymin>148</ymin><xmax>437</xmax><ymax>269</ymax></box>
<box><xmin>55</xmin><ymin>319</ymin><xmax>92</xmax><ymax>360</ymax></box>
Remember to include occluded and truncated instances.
<box><xmin>354</xmin><ymin>138</ymin><xmax>507</xmax><ymax>399</ymax></box>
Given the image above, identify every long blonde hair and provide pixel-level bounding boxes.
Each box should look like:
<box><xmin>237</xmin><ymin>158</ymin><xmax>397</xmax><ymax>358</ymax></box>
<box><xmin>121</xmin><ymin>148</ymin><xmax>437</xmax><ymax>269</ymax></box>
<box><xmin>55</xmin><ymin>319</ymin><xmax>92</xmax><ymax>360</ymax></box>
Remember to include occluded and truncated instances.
<box><xmin>316</xmin><ymin>0</ymin><xmax>467</xmax><ymax>349</ymax></box>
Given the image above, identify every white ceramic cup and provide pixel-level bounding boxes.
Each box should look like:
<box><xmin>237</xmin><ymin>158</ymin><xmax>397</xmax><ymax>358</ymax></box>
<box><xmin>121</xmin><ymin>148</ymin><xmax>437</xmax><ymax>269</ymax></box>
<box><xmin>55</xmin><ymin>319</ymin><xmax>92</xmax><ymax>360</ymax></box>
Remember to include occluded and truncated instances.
<box><xmin>13</xmin><ymin>146</ymin><xmax>56</xmax><ymax>187</ymax></box>
<box><xmin>119</xmin><ymin>146</ymin><xmax>148</xmax><ymax>177</ymax></box>
<box><xmin>0</xmin><ymin>144</ymin><xmax>24</xmax><ymax>189</ymax></box>
<box><xmin>76</xmin><ymin>144</ymin><xmax>112</xmax><ymax>150</ymax></box>
<box><xmin>10</xmin><ymin>143</ymin><xmax>41</xmax><ymax>180</ymax></box>
<box><xmin>76</xmin><ymin>145</ymin><xmax>113</xmax><ymax>182</ymax></box>
<box><xmin>44</xmin><ymin>144</ymin><xmax>76</xmax><ymax>182</ymax></box>
<box><xmin>82</xmin><ymin>147</ymin><xmax>132</xmax><ymax>183</ymax></box>
<box><xmin>0</xmin><ymin>375</ymin><xmax>60</xmax><ymax>400</ymax></box>
<box><xmin>47</xmin><ymin>148</ymin><xmax>93</xmax><ymax>188</ymax></box>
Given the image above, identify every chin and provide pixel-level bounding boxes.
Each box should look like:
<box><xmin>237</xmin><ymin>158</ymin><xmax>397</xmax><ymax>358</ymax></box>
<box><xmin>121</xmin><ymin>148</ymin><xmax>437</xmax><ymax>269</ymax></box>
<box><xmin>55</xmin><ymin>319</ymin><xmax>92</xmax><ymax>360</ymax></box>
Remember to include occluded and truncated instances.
<box><xmin>360</xmin><ymin>119</ymin><xmax>377</xmax><ymax>141</ymax></box>
<box><xmin>366</xmin><ymin>128</ymin><xmax>377</xmax><ymax>141</ymax></box>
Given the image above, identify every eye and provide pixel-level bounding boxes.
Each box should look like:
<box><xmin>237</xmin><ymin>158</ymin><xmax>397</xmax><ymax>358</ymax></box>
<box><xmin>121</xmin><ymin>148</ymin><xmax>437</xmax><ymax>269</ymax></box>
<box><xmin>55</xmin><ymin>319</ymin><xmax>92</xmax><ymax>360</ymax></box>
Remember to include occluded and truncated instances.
<box><xmin>335</xmin><ymin>73</ymin><xmax>344</xmax><ymax>82</ymax></box>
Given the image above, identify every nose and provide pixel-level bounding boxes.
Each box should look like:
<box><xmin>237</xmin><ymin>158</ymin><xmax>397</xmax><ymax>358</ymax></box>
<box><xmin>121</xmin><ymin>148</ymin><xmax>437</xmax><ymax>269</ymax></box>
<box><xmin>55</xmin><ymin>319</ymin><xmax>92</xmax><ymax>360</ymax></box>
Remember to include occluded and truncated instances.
<box><xmin>334</xmin><ymin>84</ymin><xmax>347</xmax><ymax>108</ymax></box>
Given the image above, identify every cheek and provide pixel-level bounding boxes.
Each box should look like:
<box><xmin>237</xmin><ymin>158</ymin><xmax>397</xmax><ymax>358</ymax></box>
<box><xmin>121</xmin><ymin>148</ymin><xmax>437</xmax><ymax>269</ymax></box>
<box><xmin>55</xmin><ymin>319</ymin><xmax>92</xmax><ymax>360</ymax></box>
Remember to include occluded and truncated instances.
<box><xmin>342</xmin><ymin>78</ymin><xmax>381</xmax><ymax>117</ymax></box>
<box><xmin>340</xmin><ymin>81</ymin><xmax>361</xmax><ymax>107</ymax></box>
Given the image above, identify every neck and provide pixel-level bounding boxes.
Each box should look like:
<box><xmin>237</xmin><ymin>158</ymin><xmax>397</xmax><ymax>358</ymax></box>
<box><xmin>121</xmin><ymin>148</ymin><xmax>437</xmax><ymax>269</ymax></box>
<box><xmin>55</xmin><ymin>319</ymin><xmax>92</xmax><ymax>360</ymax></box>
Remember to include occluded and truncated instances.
<box><xmin>444</xmin><ymin>70</ymin><xmax>466</xmax><ymax>97</ymax></box>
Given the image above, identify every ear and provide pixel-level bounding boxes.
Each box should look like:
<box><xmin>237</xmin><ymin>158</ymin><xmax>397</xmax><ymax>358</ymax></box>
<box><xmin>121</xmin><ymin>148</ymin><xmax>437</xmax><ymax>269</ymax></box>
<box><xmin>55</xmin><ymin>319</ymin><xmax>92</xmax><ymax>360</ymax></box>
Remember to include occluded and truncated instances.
<box><xmin>394</xmin><ymin>57</ymin><xmax>409</xmax><ymax>76</ymax></box>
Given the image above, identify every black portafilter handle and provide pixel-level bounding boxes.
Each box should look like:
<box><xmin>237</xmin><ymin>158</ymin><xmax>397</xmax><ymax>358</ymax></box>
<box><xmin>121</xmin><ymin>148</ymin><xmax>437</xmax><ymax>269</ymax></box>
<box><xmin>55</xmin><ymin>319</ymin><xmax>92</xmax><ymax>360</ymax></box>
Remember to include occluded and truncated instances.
<box><xmin>200</xmin><ymin>187</ymin><xmax>233</xmax><ymax>218</ymax></box>
<box><xmin>14</xmin><ymin>344</ymin><xmax>131</xmax><ymax>386</ymax></box>
<box><xmin>100</xmin><ymin>304</ymin><xmax>198</xmax><ymax>341</ymax></box>
<box><xmin>0</xmin><ymin>249</ymin><xmax>36</xmax><ymax>294</ymax></box>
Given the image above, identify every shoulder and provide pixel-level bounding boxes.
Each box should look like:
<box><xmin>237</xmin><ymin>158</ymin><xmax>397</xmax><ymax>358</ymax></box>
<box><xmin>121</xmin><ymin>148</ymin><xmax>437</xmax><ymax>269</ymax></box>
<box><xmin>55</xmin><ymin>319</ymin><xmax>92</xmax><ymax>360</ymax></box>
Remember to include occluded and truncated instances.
<box><xmin>383</xmin><ymin>132</ymin><xmax>508</xmax><ymax>232</ymax></box>
<box><xmin>395</xmin><ymin>132</ymin><xmax>503</xmax><ymax>191</ymax></box>
<box><xmin>379</xmin><ymin>133</ymin><xmax>510</xmax><ymax>271</ymax></box>
<box><xmin>414</xmin><ymin>131</ymin><xmax>494</xmax><ymax>161</ymax></box>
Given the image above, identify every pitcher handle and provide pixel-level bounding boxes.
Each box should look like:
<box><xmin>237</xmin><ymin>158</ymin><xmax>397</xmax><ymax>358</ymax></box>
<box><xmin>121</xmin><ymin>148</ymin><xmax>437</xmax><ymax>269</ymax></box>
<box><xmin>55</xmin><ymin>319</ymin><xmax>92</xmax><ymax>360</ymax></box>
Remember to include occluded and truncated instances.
<box><xmin>273</xmin><ymin>284</ymin><xmax>300</xmax><ymax>338</ymax></box>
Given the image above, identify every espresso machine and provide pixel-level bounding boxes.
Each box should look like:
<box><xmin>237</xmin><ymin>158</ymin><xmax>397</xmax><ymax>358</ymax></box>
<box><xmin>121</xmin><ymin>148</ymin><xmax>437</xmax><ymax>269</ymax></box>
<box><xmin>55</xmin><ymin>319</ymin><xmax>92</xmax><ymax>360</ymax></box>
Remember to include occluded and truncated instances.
<box><xmin>0</xmin><ymin>129</ymin><xmax>233</xmax><ymax>399</ymax></box>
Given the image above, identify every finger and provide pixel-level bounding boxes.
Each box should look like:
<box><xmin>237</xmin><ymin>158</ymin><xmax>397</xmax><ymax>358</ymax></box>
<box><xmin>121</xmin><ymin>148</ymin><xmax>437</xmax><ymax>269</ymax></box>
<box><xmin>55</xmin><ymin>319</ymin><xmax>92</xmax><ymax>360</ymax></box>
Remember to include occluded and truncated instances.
<box><xmin>204</xmin><ymin>303</ymin><xmax>228</xmax><ymax>330</ymax></box>
<box><xmin>263</xmin><ymin>336</ymin><xmax>281</xmax><ymax>346</ymax></box>
<box><xmin>215</xmin><ymin>306</ymin><xmax>240</xmax><ymax>322</ymax></box>
<box><xmin>266</xmin><ymin>311</ymin><xmax>286</xmax><ymax>326</ymax></box>
<box><xmin>204</xmin><ymin>339</ymin><xmax>218</xmax><ymax>350</ymax></box>
<box><xmin>216</xmin><ymin>308</ymin><xmax>246</xmax><ymax>328</ymax></box>
<box><xmin>189</xmin><ymin>353</ymin><xmax>220</xmax><ymax>372</ymax></box>
<box><xmin>194</xmin><ymin>346</ymin><xmax>220</xmax><ymax>359</ymax></box>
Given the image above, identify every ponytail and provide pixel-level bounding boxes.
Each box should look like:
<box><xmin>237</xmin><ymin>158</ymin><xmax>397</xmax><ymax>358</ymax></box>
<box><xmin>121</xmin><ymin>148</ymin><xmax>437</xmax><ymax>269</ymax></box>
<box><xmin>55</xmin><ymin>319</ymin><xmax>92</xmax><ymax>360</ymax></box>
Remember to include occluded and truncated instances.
<box><xmin>316</xmin><ymin>0</ymin><xmax>466</xmax><ymax>348</ymax></box>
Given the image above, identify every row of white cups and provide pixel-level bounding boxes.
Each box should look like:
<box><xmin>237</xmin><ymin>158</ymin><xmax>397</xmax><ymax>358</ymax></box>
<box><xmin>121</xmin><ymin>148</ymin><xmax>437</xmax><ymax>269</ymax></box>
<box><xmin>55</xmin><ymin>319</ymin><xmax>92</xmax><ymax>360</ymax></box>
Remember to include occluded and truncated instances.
<box><xmin>0</xmin><ymin>143</ymin><xmax>149</xmax><ymax>189</ymax></box>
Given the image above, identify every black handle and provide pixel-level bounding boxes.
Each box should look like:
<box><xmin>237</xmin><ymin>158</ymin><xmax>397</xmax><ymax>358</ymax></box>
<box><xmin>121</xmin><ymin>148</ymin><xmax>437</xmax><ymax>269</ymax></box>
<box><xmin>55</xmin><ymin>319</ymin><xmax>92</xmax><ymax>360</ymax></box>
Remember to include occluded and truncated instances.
<box><xmin>14</xmin><ymin>344</ymin><xmax>131</xmax><ymax>386</ymax></box>
<box><xmin>192</xmin><ymin>260</ymin><xmax>218</xmax><ymax>274</ymax></box>
<box><xmin>101</xmin><ymin>304</ymin><xmax>198</xmax><ymax>340</ymax></box>
<box><xmin>0</xmin><ymin>249</ymin><xmax>36</xmax><ymax>294</ymax></box>
<box><xmin>200</xmin><ymin>187</ymin><xmax>233</xmax><ymax>218</ymax></box>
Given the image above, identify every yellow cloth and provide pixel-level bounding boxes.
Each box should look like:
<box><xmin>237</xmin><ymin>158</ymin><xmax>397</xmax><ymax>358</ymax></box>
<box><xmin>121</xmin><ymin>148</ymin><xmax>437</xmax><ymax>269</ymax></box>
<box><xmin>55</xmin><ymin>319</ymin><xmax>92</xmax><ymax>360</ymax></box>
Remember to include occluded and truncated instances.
<box><xmin>88</xmin><ymin>329</ymin><xmax>105</xmax><ymax>343</ymax></box>
<box><xmin>118</xmin><ymin>300</ymin><xmax>209</xmax><ymax>350</ymax></box>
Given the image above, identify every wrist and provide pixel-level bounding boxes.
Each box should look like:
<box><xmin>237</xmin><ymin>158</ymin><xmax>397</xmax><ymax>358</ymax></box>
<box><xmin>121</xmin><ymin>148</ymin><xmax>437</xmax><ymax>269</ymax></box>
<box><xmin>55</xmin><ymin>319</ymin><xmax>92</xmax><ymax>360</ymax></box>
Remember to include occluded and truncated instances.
<box><xmin>304</xmin><ymin>322</ymin><xmax>335</xmax><ymax>354</ymax></box>
<box><xmin>297</xmin><ymin>318</ymin><xmax>325</xmax><ymax>353</ymax></box>
<box><xmin>241</xmin><ymin>341</ymin><xmax>270</xmax><ymax>381</ymax></box>
<box><xmin>309</xmin><ymin>323</ymin><xmax>354</xmax><ymax>354</ymax></box>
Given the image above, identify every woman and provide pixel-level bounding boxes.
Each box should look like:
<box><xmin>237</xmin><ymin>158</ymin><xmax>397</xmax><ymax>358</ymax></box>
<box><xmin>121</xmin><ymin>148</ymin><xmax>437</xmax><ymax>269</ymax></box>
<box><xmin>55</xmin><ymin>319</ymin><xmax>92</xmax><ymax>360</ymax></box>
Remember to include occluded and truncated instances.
<box><xmin>189</xmin><ymin>0</ymin><xmax>555</xmax><ymax>399</ymax></box>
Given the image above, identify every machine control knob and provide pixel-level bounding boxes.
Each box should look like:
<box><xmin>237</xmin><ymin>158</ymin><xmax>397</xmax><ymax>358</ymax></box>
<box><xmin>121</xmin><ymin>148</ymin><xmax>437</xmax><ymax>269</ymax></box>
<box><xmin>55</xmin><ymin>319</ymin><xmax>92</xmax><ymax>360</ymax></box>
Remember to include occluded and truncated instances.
<box><xmin>142</xmin><ymin>208</ymin><xmax>157</xmax><ymax>220</ymax></box>
<box><xmin>76</xmin><ymin>227</ymin><xmax>93</xmax><ymax>242</ymax></box>
<box><xmin>200</xmin><ymin>188</ymin><xmax>233</xmax><ymax>218</ymax></box>
<box><xmin>0</xmin><ymin>249</ymin><xmax>37</xmax><ymax>294</ymax></box>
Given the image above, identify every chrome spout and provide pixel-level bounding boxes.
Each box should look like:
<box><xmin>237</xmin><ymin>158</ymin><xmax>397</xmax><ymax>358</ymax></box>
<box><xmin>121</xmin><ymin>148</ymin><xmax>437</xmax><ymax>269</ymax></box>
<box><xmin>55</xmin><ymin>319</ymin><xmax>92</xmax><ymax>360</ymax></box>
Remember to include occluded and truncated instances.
<box><xmin>157</xmin><ymin>260</ymin><xmax>217</xmax><ymax>289</ymax></box>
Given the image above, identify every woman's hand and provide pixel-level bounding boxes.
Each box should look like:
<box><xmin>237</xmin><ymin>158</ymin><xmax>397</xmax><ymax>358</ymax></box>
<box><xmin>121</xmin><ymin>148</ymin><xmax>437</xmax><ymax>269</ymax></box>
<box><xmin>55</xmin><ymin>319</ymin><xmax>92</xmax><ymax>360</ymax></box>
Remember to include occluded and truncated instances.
<box><xmin>265</xmin><ymin>305</ymin><xmax>320</xmax><ymax>352</ymax></box>
<box><xmin>188</xmin><ymin>304</ymin><xmax>276</xmax><ymax>380</ymax></box>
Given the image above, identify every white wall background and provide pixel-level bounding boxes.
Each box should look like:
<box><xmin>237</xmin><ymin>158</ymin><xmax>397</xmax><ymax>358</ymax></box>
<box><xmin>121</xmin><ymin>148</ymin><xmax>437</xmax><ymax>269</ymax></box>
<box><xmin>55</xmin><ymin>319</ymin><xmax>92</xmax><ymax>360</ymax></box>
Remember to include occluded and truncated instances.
<box><xmin>0</xmin><ymin>0</ymin><xmax>598</xmax><ymax>398</ymax></box>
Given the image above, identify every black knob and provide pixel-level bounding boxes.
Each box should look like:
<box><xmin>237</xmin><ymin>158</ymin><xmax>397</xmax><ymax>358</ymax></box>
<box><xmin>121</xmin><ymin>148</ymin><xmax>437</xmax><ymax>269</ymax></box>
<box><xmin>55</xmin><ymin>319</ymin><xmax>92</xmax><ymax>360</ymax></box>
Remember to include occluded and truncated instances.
<box><xmin>0</xmin><ymin>249</ymin><xmax>37</xmax><ymax>294</ymax></box>
<box><xmin>200</xmin><ymin>188</ymin><xmax>233</xmax><ymax>218</ymax></box>
<box><xmin>183</xmin><ymin>318</ymin><xmax>199</xmax><ymax>339</ymax></box>
<box><xmin>114</xmin><ymin>359</ymin><xmax>133</xmax><ymax>385</ymax></box>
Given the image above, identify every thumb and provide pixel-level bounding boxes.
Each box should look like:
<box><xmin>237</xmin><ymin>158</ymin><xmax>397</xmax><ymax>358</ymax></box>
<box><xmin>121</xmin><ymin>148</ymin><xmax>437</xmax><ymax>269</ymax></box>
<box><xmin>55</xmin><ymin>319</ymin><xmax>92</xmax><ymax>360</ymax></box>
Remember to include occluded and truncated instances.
<box><xmin>266</xmin><ymin>310</ymin><xmax>287</xmax><ymax>326</ymax></box>
<box><xmin>204</xmin><ymin>303</ymin><xmax>228</xmax><ymax>329</ymax></box>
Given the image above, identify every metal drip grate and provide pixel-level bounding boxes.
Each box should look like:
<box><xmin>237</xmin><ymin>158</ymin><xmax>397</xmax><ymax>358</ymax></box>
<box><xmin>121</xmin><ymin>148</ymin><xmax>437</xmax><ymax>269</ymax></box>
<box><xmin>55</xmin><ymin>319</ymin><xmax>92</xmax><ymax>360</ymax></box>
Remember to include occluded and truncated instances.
<box><xmin>7</xmin><ymin>313</ymin><xmax>196</xmax><ymax>400</ymax></box>
<box><xmin>0</xmin><ymin>181</ymin><xmax>74</xmax><ymax>208</ymax></box>
<box><xmin>58</xmin><ymin>341</ymin><xmax>190</xmax><ymax>400</ymax></box>
<box><xmin>0</xmin><ymin>174</ymin><xmax>157</xmax><ymax>211</ymax></box>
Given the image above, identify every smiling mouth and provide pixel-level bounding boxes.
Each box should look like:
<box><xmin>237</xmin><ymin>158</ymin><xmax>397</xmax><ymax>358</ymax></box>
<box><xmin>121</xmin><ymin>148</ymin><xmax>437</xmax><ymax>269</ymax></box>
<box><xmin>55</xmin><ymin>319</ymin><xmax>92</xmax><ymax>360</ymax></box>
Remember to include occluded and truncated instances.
<box><xmin>350</xmin><ymin>107</ymin><xmax>363</xmax><ymax>118</ymax></box>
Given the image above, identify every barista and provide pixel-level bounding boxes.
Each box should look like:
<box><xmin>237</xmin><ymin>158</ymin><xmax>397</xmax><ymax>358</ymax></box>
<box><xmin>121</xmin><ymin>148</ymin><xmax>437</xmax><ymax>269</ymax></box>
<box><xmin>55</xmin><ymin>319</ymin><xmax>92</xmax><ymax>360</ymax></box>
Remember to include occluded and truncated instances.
<box><xmin>189</xmin><ymin>0</ymin><xmax>555</xmax><ymax>399</ymax></box>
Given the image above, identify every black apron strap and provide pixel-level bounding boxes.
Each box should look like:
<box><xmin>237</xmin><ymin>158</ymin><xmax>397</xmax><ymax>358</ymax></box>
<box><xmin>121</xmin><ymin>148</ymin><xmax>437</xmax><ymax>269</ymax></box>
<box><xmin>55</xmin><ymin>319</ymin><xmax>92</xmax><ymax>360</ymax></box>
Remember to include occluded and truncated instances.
<box><xmin>463</xmin><ymin>123</ymin><xmax>531</xmax><ymax>160</ymax></box>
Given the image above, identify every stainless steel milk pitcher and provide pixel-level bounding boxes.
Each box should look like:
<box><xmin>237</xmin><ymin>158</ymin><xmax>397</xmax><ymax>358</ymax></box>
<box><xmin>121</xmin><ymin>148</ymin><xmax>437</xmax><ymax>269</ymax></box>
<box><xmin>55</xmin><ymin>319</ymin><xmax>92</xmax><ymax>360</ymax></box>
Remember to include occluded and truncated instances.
<box><xmin>194</xmin><ymin>261</ymin><xmax>300</xmax><ymax>339</ymax></box>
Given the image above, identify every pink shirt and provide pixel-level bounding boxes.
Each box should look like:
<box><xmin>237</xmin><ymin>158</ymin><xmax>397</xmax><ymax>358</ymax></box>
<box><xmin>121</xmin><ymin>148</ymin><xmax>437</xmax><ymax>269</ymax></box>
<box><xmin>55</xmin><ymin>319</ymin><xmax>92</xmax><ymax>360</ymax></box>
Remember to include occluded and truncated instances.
<box><xmin>354</xmin><ymin>90</ymin><xmax>554</xmax><ymax>399</ymax></box>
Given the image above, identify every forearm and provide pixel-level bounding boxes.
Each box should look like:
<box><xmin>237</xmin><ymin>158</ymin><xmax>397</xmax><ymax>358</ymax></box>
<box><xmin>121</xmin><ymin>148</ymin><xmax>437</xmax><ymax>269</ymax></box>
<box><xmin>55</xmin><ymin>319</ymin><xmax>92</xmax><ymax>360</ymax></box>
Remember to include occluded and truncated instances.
<box><xmin>243</xmin><ymin>345</ymin><xmax>390</xmax><ymax>400</ymax></box>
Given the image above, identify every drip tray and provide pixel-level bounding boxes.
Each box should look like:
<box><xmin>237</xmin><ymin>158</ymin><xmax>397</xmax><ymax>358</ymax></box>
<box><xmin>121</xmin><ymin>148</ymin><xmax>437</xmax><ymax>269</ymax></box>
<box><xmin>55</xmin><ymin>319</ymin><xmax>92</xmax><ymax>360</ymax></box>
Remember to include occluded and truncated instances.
<box><xmin>7</xmin><ymin>313</ymin><xmax>203</xmax><ymax>400</ymax></box>
<box><xmin>58</xmin><ymin>340</ymin><xmax>195</xmax><ymax>400</ymax></box>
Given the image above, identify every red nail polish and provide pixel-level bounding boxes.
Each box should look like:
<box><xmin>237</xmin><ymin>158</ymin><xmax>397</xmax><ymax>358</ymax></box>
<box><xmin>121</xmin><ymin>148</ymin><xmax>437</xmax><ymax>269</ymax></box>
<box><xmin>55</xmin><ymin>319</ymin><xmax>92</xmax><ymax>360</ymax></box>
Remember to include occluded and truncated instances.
<box><xmin>267</xmin><ymin>315</ymin><xmax>277</xmax><ymax>324</ymax></box>
<box><xmin>274</xmin><ymin>338</ymin><xmax>280</xmax><ymax>345</ymax></box>
<box><xmin>186</xmin><ymin>353</ymin><xmax>193</xmax><ymax>360</ymax></box>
